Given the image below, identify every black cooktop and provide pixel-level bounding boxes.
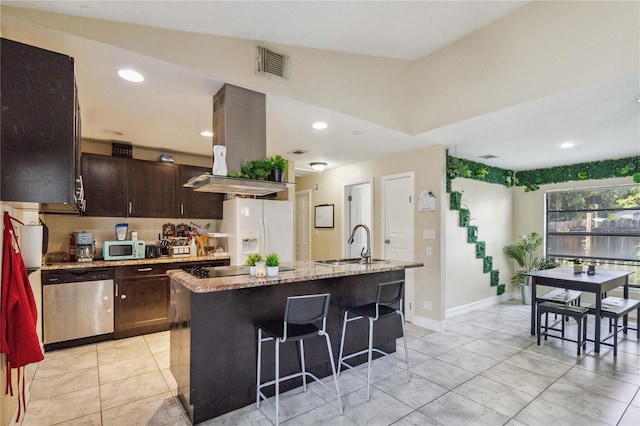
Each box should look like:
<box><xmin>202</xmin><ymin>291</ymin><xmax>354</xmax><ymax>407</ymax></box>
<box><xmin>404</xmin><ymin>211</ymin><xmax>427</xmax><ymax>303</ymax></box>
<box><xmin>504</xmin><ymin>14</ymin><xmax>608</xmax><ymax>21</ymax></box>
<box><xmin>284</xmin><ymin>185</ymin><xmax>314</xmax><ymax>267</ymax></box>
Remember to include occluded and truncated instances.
<box><xmin>185</xmin><ymin>265</ymin><xmax>294</xmax><ymax>278</ymax></box>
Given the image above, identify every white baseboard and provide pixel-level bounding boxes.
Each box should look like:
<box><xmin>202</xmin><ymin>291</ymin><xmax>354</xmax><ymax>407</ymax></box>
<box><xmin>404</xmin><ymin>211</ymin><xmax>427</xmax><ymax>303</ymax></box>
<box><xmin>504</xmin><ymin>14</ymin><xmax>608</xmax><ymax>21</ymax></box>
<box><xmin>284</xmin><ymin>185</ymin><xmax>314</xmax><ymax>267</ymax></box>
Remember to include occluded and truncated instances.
<box><xmin>445</xmin><ymin>292</ymin><xmax>512</xmax><ymax>320</ymax></box>
<box><xmin>410</xmin><ymin>314</ymin><xmax>443</xmax><ymax>332</ymax></box>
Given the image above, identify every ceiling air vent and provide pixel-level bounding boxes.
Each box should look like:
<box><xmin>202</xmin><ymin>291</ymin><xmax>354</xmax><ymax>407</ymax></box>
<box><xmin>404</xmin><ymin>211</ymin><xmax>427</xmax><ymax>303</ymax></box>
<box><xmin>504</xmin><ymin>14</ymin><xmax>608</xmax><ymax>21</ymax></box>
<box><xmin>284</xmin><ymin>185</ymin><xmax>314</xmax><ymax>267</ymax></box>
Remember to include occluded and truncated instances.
<box><xmin>257</xmin><ymin>46</ymin><xmax>290</xmax><ymax>81</ymax></box>
<box><xmin>478</xmin><ymin>154</ymin><xmax>499</xmax><ymax>160</ymax></box>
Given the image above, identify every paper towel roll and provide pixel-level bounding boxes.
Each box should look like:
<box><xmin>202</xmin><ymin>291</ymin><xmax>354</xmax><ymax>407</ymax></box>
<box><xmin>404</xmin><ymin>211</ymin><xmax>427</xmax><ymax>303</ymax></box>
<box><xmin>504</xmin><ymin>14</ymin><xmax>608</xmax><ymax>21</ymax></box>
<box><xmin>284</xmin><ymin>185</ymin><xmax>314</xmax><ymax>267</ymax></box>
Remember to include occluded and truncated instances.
<box><xmin>20</xmin><ymin>225</ymin><xmax>43</xmax><ymax>268</ymax></box>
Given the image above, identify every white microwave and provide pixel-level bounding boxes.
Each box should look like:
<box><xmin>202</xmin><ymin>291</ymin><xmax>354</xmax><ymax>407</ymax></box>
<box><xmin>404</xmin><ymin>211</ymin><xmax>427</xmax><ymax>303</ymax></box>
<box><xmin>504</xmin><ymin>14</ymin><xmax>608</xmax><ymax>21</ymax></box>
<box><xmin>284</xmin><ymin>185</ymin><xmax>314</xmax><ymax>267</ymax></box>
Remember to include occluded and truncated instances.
<box><xmin>103</xmin><ymin>240</ymin><xmax>145</xmax><ymax>261</ymax></box>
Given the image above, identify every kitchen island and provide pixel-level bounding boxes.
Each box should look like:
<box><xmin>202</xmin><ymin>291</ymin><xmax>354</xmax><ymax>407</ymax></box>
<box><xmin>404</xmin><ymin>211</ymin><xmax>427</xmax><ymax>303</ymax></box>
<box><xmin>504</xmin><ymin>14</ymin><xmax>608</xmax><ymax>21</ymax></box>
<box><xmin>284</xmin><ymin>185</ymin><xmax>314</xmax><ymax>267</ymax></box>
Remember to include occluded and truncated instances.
<box><xmin>168</xmin><ymin>259</ymin><xmax>423</xmax><ymax>424</ymax></box>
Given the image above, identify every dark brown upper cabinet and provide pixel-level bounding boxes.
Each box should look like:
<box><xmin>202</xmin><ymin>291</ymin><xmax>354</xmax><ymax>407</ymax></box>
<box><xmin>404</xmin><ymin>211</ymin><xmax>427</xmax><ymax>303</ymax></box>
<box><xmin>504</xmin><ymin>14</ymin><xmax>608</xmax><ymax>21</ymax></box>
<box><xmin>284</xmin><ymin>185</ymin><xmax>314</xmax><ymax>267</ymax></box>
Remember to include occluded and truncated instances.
<box><xmin>1</xmin><ymin>38</ymin><xmax>81</xmax><ymax>208</ymax></box>
<box><xmin>127</xmin><ymin>160</ymin><xmax>177</xmax><ymax>218</ymax></box>
<box><xmin>82</xmin><ymin>154</ymin><xmax>127</xmax><ymax>217</ymax></box>
<box><xmin>178</xmin><ymin>165</ymin><xmax>223</xmax><ymax>219</ymax></box>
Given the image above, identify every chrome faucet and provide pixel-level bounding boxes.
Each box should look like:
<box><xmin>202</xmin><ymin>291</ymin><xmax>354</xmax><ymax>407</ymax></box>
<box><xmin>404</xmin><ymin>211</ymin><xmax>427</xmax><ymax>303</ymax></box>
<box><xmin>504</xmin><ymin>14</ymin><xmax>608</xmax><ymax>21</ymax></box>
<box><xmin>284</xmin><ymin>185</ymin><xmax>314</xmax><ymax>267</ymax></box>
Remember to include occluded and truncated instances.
<box><xmin>348</xmin><ymin>224</ymin><xmax>372</xmax><ymax>264</ymax></box>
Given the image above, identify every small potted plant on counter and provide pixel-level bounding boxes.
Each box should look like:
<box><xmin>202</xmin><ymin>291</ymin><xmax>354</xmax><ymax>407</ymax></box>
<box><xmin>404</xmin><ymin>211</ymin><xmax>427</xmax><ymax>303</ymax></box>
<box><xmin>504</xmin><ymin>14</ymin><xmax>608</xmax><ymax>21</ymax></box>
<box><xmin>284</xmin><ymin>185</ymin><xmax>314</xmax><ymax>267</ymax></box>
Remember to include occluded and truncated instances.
<box><xmin>246</xmin><ymin>253</ymin><xmax>263</xmax><ymax>276</ymax></box>
<box><xmin>265</xmin><ymin>252</ymin><xmax>280</xmax><ymax>277</ymax></box>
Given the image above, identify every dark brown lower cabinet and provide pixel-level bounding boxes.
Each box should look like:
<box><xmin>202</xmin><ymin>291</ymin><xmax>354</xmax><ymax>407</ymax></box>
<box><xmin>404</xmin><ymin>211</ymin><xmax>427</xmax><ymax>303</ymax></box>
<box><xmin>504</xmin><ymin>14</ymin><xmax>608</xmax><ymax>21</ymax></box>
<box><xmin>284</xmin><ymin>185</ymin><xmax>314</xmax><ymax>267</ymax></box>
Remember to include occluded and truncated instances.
<box><xmin>114</xmin><ymin>260</ymin><xmax>230</xmax><ymax>339</ymax></box>
<box><xmin>114</xmin><ymin>265</ymin><xmax>171</xmax><ymax>339</ymax></box>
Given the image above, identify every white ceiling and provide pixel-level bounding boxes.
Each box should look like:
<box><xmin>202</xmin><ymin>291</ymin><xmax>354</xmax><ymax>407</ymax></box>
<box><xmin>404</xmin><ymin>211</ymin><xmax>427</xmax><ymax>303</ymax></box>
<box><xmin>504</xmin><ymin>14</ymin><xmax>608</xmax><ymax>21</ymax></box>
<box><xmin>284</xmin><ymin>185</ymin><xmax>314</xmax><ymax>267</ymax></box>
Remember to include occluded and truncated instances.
<box><xmin>2</xmin><ymin>1</ymin><xmax>639</xmax><ymax>175</ymax></box>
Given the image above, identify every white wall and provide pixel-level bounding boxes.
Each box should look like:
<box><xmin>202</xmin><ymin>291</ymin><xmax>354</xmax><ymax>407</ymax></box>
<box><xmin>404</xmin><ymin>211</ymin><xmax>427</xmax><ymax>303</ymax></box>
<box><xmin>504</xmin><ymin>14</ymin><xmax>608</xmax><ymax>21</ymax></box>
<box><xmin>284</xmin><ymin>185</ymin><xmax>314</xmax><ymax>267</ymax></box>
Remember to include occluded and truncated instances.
<box><xmin>297</xmin><ymin>144</ymin><xmax>445</xmax><ymax>323</ymax></box>
<box><xmin>445</xmin><ymin>178</ymin><xmax>513</xmax><ymax>313</ymax></box>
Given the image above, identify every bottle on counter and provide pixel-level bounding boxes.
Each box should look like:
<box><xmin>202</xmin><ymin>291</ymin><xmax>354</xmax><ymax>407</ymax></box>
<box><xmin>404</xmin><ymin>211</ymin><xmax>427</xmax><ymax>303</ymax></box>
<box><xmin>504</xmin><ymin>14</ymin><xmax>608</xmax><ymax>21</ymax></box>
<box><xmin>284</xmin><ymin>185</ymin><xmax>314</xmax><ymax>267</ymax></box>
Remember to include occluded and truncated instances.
<box><xmin>69</xmin><ymin>233</ymin><xmax>76</xmax><ymax>262</ymax></box>
<box><xmin>190</xmin><ymin>237</ymin><xmax>198</xmax><ymax>257</ymax></box>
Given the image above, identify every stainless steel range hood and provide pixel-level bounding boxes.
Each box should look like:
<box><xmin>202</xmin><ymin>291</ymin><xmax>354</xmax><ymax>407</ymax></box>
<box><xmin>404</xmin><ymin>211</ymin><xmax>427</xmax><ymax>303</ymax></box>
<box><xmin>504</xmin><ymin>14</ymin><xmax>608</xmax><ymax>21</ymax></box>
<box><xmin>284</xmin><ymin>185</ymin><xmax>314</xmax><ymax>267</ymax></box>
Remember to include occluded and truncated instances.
<box><xmin>184</xmin><ymin>174</ymin><xmax>293</xmax><ymax>196</ymax></box>
<box><xmin>184</xmin><ymin>84</ymin><xmax>292</xmax><ymax>195</ymax></box>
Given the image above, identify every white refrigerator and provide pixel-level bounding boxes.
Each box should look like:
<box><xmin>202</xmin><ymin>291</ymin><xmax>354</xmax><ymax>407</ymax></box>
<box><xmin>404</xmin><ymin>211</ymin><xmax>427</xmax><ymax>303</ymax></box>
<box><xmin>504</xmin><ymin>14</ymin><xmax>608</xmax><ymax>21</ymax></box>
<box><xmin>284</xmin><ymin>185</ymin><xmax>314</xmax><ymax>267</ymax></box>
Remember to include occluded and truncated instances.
<box><xmin>221</xmin><ymin>198</ymin><xmax>294</xmax><ymax>266</ymax></box>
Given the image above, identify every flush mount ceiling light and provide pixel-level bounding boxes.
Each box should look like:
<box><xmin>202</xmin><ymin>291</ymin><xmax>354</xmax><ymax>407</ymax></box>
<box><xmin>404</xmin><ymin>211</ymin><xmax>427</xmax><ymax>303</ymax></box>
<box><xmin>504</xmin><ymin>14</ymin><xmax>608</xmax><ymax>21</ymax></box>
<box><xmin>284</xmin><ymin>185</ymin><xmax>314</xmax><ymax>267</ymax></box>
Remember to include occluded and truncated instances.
<box><xmin>560</xmin><ymin>141</ymin><xmax>575</xmax><ymax>149</ymax></box>
<box><xmin>312</xmin><ymin>122</ymin><xmax>328</xmax><ymax>130</ymax></box>
<box><xmin>310</xmin><ymin>162</ymin><xmax>327</xmax><ymax>172</ymax></box>
<box><xmin>118</xmin><ymin>69</ymin><xmax>144</xmax><ymax>83</ymax></box>
<box><xmin>200</xmin><ymin>130</ymin><xmax>213</xmax><ymax>137</ymax></box>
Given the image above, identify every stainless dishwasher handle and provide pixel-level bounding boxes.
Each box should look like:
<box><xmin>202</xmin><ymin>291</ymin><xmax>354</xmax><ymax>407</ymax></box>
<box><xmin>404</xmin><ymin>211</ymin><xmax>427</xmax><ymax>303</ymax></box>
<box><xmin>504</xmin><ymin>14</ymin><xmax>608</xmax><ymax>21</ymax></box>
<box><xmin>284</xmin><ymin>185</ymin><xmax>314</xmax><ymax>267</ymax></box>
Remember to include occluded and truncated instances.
<box><xmin>137</xmin><ymin>267</ymin><xmax>153</xmax><ymax>272</ymax></box>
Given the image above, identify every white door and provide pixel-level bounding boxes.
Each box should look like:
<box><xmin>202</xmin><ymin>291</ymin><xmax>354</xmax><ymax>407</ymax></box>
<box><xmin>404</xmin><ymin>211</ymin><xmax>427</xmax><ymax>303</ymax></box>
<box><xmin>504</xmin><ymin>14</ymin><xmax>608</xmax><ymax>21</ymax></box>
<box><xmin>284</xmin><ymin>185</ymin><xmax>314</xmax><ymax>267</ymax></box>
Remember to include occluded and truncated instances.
<box><xmin>381</xmin><ymin>172</ymin><xmax>415</xmax><ymax>321</ymax></box>
<box><xmin>295</xmin><ymin>190</ymin><xmax>312</xmax><ymax>261</ymax></box>
<box><xmin>344</xmin><ymin>181</ymin><xmax>373</xmax><ymax>258</ymax></box>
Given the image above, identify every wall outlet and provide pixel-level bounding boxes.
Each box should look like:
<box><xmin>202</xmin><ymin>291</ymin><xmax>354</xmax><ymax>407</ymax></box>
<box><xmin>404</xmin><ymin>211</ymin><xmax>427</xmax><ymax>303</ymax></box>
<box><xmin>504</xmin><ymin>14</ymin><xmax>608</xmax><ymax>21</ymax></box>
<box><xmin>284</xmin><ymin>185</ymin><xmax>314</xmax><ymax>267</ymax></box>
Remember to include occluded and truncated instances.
<box><xmin>426</xmin><ymin>246</ymin><xmax>432</xmax><ymax>256</ymax></box>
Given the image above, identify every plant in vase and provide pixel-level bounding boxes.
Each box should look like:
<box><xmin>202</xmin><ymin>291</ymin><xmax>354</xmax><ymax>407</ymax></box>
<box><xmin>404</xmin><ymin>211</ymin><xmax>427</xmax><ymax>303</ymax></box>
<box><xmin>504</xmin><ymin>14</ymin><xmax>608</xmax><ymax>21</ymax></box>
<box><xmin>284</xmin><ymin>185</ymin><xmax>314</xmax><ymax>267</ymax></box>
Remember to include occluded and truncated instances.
<box><xmin>572</xmin><ymin>259</ymin><xmax>583</xmax><ymax>274</ymax></box>
<box><xmin>265</xmin><ymin>252</ymin><xmax>280</xmax><ymax>277</ymax></box>
<box><xmin>245</xmin><ymin>253</ymin><xmax>263</xmax><ymax>276</ymax></box>
<box><xmin>269</xmin><ymin>155</ymin><xmax>288</xmax><ymax>182</ymax></box>
<box><xmin>503</xmin><ymin>232</ymin><xmax>553</xmax><ymax>304</ymax></box>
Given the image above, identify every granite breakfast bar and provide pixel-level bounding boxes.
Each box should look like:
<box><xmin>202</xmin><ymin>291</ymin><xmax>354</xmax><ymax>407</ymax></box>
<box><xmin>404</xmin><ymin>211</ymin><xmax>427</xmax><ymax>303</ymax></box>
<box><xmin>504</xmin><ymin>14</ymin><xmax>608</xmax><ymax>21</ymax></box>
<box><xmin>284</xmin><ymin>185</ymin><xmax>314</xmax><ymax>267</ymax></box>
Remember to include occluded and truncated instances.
<box><xmin>167</xmin><ymin>259</ymin><xmax>423</xmax><ymax>424</ymax></box>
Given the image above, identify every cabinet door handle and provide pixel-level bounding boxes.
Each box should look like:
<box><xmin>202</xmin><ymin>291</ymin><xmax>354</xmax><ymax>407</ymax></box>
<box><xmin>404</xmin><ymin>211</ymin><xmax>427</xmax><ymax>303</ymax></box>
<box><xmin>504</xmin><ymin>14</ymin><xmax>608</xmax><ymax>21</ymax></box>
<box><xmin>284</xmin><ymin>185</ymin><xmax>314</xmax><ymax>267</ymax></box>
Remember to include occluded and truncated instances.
<box><xmin>137</xmin><ymin>267</ymin><xmax>153</xmax><ymax>272</ymax></box>
<box><xmin>128</xmin><ymin>202</ymin><xmax>132</xmax><ymax>214</ymax></box>
<box><xmin>115</xmin><ymin>283</ymin><xmax>118</xmax><ymax>297</ymax></box>
<box><xmin>181</xmin><ymin>204</ymin><xmax>184</xmax><ymax>216</ymax></box>
<box><xmin>121</xmin><ymin>294</ymin><xmax>127</xmax><ymax>299</ymax></box>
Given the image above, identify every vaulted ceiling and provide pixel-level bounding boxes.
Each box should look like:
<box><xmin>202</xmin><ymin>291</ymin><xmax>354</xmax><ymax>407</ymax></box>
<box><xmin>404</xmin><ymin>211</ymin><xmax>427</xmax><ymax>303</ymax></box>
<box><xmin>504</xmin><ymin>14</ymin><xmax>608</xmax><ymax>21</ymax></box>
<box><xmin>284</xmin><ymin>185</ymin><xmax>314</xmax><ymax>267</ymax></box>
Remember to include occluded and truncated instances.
<box><xmin>1</xmin><ymin>1</ymin><xmax>638</xmax><ymax>175</ymax></box>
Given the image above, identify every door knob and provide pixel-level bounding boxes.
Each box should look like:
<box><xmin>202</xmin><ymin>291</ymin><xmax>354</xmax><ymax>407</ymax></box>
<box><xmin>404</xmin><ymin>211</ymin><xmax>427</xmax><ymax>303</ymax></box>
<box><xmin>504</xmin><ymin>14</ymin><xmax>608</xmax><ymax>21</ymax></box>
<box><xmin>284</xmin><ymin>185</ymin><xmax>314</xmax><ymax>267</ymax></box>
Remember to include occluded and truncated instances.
<box><xmin>121</xmin><ymin>294</ymin><xmax>127</xmax><ymax>299</ymax></box>
<box><xmin>385</xmin><ymin>239</ymin><xmax>390</xmax><ymax>244</ymax></box>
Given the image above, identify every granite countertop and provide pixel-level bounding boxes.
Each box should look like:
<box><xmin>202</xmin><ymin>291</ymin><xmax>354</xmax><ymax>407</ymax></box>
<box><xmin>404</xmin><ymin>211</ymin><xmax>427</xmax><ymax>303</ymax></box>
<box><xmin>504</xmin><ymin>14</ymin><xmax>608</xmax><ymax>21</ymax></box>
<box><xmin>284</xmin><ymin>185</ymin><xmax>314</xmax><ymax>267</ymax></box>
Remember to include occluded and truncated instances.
<box><xmin>41</xmin><ymin>253</ymin><xmax>231</xmax><ymax>270</ymax></box>
<box><xmin>168</xmin><ymin>259</ymin><xmax>424</xmax><ymax>293</ymax></box>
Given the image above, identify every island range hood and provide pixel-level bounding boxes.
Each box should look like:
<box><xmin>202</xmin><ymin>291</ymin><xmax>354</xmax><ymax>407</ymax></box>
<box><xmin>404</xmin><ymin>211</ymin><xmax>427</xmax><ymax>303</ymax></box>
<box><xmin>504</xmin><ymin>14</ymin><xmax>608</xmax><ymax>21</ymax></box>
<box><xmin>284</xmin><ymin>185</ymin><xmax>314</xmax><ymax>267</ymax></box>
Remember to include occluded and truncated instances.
<box><xmin>184</xmin><ymin>84</ymin><xmax>291</xmax><ymax>196</ymax></box>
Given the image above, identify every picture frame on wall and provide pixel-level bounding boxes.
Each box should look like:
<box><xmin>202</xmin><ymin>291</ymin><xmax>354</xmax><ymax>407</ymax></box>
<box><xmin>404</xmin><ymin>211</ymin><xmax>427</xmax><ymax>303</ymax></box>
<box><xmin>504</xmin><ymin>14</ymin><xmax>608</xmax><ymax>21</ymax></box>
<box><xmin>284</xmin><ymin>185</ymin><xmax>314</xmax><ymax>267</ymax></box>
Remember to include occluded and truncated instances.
<box><xmin>315</xmin><ymin>204</ymin><xmax>334</xmax><ymax>228</ymax></box>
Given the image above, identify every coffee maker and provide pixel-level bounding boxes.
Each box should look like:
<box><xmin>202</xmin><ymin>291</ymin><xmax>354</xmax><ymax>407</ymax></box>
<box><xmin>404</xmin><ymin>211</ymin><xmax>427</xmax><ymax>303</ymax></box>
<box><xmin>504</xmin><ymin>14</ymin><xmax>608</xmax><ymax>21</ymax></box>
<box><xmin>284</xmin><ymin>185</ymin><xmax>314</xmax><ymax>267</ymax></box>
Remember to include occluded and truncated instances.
<box><xmin>74</xmin><ymin>232</ymin><xmax>94</xmax><ymax>262</ymax></box>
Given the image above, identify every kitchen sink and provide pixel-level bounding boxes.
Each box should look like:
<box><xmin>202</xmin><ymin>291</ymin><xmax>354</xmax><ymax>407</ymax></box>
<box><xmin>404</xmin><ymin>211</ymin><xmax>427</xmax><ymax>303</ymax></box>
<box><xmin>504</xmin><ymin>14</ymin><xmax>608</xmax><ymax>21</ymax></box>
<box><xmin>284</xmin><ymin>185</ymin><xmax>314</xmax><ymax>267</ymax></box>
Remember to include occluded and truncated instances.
<box><xmin>315</xmin><ymin>258</ymin><xmax>389</xmax><ymax>266</ymax></box>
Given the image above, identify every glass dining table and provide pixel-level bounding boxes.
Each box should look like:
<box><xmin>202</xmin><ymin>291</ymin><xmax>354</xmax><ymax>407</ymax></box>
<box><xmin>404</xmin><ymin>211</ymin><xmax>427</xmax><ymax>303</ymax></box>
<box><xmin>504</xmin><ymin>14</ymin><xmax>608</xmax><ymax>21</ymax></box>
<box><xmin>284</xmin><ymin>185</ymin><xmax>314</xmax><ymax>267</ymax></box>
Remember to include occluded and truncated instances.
<box><xmin>527</xmin><ymin>267</ymin><xmax>635</xmax><ymax>353</ymax></box>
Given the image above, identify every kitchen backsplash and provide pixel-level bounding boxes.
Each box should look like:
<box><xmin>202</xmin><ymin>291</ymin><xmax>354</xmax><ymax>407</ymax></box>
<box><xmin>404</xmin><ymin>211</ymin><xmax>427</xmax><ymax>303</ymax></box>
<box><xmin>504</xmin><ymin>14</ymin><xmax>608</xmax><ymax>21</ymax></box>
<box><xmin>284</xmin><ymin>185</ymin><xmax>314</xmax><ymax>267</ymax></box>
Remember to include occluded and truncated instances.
<box><xmin>42</xmin><ymin>215</ymin><xmax>223</xmax><ymax>255</ymax></box>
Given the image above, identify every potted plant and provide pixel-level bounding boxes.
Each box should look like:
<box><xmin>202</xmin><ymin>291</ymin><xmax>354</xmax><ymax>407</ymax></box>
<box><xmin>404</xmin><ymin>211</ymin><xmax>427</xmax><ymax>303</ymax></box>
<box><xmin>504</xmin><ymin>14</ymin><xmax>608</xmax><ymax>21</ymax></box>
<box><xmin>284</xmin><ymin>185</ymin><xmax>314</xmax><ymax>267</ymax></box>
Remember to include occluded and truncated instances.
<box><xmin>573</xmin><ymin>259</ymin><xmax>583</xmax><ymax>274</ymax></box>
<box><xmin>265</xmin><ymin>252</ymin><xmax>280</xmax><ymax>277</ymax></box>
<box><xmin>503</xmin><ymin>232</ymin><xmax>552</xmax><ymax>304</ymax></box>
<box><xmin>269</xmin><ymin>155</ymin><xmax>288</xmax><ymax>182</ymax></box>
<box><xmin>245</xmin><ymin>253</ymin><xmax>263</xmax><ymax>276</ymax></box>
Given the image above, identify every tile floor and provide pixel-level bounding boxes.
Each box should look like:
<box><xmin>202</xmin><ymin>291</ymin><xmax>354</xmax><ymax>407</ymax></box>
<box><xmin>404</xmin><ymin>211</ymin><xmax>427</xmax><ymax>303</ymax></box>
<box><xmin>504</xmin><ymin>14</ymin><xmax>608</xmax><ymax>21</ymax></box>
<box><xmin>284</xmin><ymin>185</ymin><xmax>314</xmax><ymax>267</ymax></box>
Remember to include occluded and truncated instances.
<box><xmin>20</xmin><ymin>301</ymin><xmax>639</xmax><ymax>426</ymax></box>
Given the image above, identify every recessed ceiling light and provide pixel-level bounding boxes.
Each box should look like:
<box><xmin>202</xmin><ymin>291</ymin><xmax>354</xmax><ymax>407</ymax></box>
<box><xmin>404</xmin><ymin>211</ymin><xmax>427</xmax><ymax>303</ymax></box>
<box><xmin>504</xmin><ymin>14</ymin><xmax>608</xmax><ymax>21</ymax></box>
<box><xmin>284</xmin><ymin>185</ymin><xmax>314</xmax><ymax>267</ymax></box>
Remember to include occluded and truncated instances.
<box><xmin>312</xmin><ymin>122</ymin><xmax>328</xmax><ymax>130</ymax></box>
<box><xmin>118</xmin><ymin>69</ymin><xmax>144</xmax><ymax>83</ymax></box>
<box><xmin>560</xmin><ymin>142</ymin><xmax>575</xmax><ymax>149</ymax></box>
<box><xmin>310</xmin><ymin>162</ymin><xmax>327</xmax><ymax>172</ymax></box>
<box><xmin>200</xmin><ymin>130</ymin><xmax>213</xmax><ymax>137</ymax></box>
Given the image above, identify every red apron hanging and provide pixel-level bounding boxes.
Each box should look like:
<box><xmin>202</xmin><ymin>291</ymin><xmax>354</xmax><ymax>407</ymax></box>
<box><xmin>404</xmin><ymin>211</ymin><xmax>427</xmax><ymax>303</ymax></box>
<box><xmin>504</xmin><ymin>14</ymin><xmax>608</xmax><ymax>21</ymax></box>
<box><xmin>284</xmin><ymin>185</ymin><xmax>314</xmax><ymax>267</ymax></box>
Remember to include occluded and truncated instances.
<box><xmin>1</xmin><ymin>212</ymin><xmax>44</xmax><ymax>421</ymax></box>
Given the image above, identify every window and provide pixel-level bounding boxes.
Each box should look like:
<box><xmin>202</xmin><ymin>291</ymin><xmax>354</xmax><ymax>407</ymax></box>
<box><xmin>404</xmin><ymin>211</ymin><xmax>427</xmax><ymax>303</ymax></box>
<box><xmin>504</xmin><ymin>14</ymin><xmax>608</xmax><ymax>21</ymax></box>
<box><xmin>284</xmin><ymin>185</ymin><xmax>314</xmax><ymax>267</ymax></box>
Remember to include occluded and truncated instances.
<box><xmin>545</xmin><ymin>184</ymin><xmax>640</xmax><ymax>263</ymax></box>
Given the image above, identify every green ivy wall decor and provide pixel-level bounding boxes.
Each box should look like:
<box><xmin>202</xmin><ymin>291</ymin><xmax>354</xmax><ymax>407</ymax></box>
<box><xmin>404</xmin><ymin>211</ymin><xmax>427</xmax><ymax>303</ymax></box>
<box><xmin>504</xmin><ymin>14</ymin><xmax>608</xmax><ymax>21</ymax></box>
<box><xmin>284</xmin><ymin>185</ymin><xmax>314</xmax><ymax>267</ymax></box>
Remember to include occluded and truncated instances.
<box><xmin>446</xmin><ymin>149</ymin><xmax>639</xmax><ymax>193</ymax></box>
<box><xmin>467</xmin><ymin>226</ymin><xmax>478</xmax><ymax>243</ymax></box>
<box><xmin>491</xmin><ymin>270</ymin><xmax>500</xmax><ymax>287</ymax></box>
<box><xmin>483</xmin><ymin>256</ymin><xmax>493</xmax><ymax>273</ymax></box>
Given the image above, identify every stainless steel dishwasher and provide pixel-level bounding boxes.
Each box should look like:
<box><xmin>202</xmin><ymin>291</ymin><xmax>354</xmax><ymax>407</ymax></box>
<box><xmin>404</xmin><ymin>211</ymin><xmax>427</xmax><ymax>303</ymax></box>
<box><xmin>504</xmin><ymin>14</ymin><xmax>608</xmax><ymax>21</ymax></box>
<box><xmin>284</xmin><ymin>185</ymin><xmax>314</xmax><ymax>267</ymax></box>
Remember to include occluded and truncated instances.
<box><xmin>42</xmin><ymin>268</ymin><xmax>114</xmax><ymax>350</ymax></box>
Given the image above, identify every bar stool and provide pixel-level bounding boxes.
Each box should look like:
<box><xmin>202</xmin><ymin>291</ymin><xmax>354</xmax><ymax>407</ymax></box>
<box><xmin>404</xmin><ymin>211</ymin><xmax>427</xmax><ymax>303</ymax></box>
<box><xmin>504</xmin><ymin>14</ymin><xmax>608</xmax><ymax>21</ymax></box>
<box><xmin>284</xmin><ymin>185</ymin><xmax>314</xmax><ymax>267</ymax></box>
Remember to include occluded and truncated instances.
<box><xmin>587</xmin><ymin>297</ymin><xmax>640</xmax><ymax>356</ymax></box>
<box><xmin>337</xmin><ymin>280</ymin><xmax>410</xmax><ymax>402</ymax></box>
<box><xmin>537</xmin><ymin>301</ymin><xmax>589</xmax><ymax>355</ymax></box>
<box><xmin>536</xmin><ymin>288</ymin><xmax>582</xmax><ymax>332</ymax></box>
<box><xmin>256</xmin><ymin>293</ymin><xmax>343</xmax><ymax>425</ymax></box>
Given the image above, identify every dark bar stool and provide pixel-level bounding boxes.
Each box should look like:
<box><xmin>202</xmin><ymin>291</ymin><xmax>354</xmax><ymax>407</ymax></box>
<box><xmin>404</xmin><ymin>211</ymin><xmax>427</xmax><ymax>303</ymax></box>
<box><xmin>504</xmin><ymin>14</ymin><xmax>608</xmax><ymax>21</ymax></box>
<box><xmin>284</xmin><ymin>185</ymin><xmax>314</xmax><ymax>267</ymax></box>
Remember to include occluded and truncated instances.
<box><xmin>536</xmin><ymin>288</ymin><xmax>582</xmax><ymax>331</ymax></box>
<box><xmin>587</xmin><ymin>297</ymin><xmax>640</xmax><ymax>356</ymax></box>
<box><xmin>337</xmin><ymin>280</ymin><xmax>410</xmax><ymax>402</ymax></box>
<box><xmin>537</xmin><ymin>301</ymin><xmax>589</xmax><ymax>355</ymax></box>
<box><xmin>256</xmin><ymin>293</ymin><xmax>343</xmax><ymax>425</ymax></box>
